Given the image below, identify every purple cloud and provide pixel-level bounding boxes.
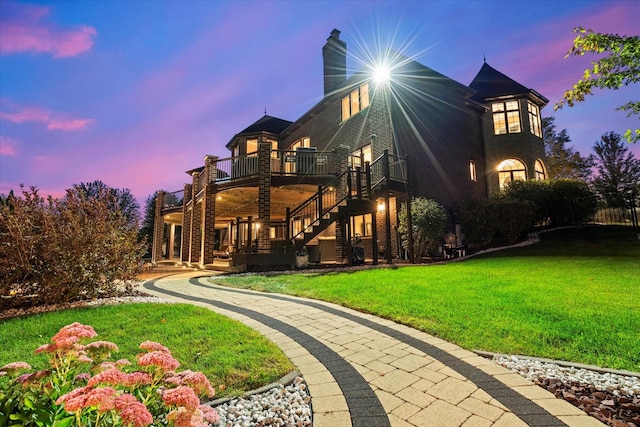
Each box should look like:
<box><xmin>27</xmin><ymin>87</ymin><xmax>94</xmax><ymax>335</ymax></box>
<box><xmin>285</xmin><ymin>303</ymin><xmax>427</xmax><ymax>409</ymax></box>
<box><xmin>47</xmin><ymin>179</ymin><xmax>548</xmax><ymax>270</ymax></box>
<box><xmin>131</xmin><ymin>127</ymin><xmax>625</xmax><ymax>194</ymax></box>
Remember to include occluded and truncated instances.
<box><xmin>0</xmin><ymin>136</ymin><xmax>18</xmax><ymax>156</ymax></box>
<box><xmin>0</xmin><ymin>102</ymin><xmax>94</xmax><ymax>131</ymax></box>
<box><xmin>0</xmin><ymin>2</ymin><xmax>96</xmax><ymax>58</ymax></box>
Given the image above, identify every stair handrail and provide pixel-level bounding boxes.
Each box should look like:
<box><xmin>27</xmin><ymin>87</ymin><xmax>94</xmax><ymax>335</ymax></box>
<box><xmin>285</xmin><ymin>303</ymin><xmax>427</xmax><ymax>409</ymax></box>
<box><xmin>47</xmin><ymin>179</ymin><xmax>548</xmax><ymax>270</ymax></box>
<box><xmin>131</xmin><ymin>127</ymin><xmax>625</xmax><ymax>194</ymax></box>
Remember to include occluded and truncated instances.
<box><xmin>287</xmin><ymin>169</ymin><xmax>357</xmax><ymax>243</ymax></box>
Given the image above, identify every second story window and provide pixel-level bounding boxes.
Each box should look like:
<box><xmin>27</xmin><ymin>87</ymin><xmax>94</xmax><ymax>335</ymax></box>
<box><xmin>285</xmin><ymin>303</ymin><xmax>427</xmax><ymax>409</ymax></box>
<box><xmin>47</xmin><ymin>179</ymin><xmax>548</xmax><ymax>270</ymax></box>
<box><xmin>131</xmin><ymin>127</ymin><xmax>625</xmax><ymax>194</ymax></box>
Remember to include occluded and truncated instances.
<box><xmin>341</xmin><ymin>83</ymin><xmax>370</xmax><ymax>122</ymax></box>
<box><xmin>246</xmin><ymin>138</ymin><xmax>258</xmax><ymax>154</ymax></box>
<box><xmin>528</xmin><ymin>101</ymin><xmax>542</xmax><ymax>138</ymax></box>
<box><xmin>291</xmin><ymin>137</ymin><xmax>311</xmax><ymax>150</ymax></box>
<box><xmin>352</xmin><ymin>144</ymin><xmax>372</xmax><ymax>168</ymax></box>
<box><xmin>492</xmin><ymin>100</ymin><xmax>521</xmax><ymax>135</ymax></box>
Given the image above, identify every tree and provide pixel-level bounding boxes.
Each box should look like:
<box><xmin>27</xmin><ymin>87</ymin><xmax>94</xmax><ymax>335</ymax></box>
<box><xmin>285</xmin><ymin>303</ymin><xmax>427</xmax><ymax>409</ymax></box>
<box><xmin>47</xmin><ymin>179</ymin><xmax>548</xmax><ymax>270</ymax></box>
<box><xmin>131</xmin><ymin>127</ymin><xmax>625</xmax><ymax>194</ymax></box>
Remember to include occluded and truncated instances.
<box><xmin>398</xmin><ymin>197</ymin><xmax>447</xmax><ymax>258</ymax></box>
<box><xmin>0</xmin><ymin>186</ymin><xmax>145</xmax><ymax>309</ymax></box>
<box><xmin>555</xmin><ymin>27</ymin><xmax>640</xmax><ymax>143</ymax></box>
<box><xmin>592</xmin><ymin>131</ymin><xmax>640</xmax><ymax>207</ymax></box>
<box><xmin>139</xmin><ymin>191</ymin><xmax>159</xmax><ymax>258</ymax></box>
<box><xmin>72</xmin><ymin>180</ymin><xmax>140</xmax><ymax>229</ymax></box>
<box><xmin>542</xmin><ymin>117</ymin><xmax>594</xmax><ymax>180</ymax></box>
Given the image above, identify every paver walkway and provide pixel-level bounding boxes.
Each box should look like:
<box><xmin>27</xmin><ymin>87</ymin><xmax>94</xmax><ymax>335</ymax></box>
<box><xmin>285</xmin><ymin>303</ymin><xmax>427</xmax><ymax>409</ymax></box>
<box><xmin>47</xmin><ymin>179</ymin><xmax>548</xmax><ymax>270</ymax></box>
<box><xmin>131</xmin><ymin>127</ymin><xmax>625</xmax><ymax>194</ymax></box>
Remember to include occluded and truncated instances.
<box><xmin>141</xmin><ymin>271</ymin><xmax>604</xmax><ymax>427</ymax></box>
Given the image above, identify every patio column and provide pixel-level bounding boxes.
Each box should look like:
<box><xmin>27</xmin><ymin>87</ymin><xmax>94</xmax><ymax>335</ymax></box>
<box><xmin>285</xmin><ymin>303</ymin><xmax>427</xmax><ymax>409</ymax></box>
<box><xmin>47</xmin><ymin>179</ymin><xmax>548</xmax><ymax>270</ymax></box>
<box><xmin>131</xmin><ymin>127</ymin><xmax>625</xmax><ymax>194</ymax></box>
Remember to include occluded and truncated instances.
<box><xmin>201</xmin><ymin>155</ymin><xmax>218</xmax><ymax>265</ymax></box>
<box><xmin>181</xmin><ymin>183</ymin><xmax>192</xmax><ymax>264</ymax></box>
<box><xmin>189</xmin><ymin>172</ymin><xmax>201</xmax><ymax>265</ymax></box>
<box><xmin>151</xmin><ymin>191</ymin><xmax>165</xmax><ymax>263</ymax></box>
<box><xmin>334</xmin><ymin>144</ymin><xmax>350</xmax><ymax>263</ymax></box>
<box><xmin>257</xmin><ymin>139</ymin><xmax>272</xmax><ymax>252</ymax></box>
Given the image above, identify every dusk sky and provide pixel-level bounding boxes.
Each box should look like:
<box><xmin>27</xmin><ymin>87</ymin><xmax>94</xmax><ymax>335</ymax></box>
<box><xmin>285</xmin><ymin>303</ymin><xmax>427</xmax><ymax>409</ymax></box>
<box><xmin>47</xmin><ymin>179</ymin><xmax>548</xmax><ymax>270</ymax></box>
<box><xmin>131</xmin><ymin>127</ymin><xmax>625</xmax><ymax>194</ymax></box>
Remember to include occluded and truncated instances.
<box><xmin>1</xmin><ymin>0</ymin><xmax>639</xmax><ymax>206</ymax></box>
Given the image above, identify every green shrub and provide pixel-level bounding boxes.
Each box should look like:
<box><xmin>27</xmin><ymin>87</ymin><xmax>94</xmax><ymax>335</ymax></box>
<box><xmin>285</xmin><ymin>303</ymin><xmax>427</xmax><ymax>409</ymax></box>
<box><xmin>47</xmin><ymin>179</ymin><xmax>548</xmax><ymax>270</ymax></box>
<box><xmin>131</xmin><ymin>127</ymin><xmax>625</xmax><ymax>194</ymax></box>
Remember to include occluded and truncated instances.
<box><xmin>493</xmin><ymin>199</ymin><xmax>536</xmax><ymax>244</ymax></box>
<box><xmin>502</xmin><ymin>179</ymin><xmax>597</xmax><ymax>227</ymax></box>
<box><xmin>0</xmin><ymin>186</ymin><xmax>145</xmax><ymax>309</ymax></box>
<box><xmin>398</xmin><ymin>197</ymin><xmax>447</xmax><ymax>257</ymax></box>
<box><xmin>456</xmin><ymin>199</ymin><xmax>497</xmax><ymax>248</ymax></box>
<box><xmin>457</xmin><ymin>198</ymin><xmax>536</xmax><ymax>247</ymax></box>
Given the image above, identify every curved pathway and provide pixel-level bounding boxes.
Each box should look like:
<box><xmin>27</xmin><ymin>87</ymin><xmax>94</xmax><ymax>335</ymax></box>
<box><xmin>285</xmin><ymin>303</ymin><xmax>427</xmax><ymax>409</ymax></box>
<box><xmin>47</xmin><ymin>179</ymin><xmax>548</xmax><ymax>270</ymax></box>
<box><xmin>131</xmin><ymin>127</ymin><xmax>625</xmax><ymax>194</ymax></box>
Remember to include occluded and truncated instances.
<box><xmin>141</xmin><ymin>271</ymin><xmax>604</xmax><ymax>427</ymax></box>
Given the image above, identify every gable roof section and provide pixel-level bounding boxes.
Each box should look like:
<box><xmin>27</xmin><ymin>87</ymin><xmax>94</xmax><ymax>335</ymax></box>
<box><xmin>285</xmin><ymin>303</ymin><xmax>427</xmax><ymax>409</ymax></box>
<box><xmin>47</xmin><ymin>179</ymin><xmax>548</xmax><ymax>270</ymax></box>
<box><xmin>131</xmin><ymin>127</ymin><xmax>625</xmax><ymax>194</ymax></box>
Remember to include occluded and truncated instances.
<box><xmin>226</xmin><ymin>114</ymin><xmax>294</xmax><ymax>148</ymax></box>
<box><xmin>469</xmin><ymin>62</ymin><xmax>548</xmax><ymax>105</ymax></box>
<box><xmin>240</xmin><ymin>114</ymin><xmax>293</xmax><ymax>134</ymax></box>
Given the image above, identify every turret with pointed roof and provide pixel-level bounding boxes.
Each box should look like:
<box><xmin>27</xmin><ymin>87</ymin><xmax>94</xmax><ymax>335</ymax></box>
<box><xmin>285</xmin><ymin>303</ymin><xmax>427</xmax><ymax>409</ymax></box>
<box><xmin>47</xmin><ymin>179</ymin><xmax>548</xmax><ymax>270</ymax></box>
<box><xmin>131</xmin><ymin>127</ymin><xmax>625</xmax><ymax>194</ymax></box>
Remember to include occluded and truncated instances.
<box><xmin>468</xmin><ymin>61</ymin><xmax>548</xmax><ymax>194</ymax></box>
<box><xmin>469</xmin><ymin>62</ymin><xmax>548</xmax><ymax>106</ymax></box>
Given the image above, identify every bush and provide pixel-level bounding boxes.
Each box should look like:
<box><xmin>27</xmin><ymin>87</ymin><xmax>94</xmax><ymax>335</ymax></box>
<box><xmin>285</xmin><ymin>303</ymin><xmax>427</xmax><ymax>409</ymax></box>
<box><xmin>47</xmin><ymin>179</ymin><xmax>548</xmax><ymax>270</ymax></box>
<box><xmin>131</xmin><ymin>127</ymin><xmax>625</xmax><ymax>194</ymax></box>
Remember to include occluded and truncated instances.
<box><xmin>502</xmin><ymin>179</ymin><xmax>597</xmax><ymax>227</ymax></box>
<box><xmin>456</xmin><ymin>199</ymin><xmax>497</xmax><ymax>248</ymax></box>
<box><xmin>398</xmin><ymin>197</ymin><xmax>447</xmax><ymax>257</ymax></box>
<box><xmin>493</xmin><ymin>199</ymin><xmax>536</xmax><ymax>244</ymax></box>
<box><xmin>0</xmin><ymin>186</ymin><xmax>145</xmax><ymax>309</ymax></box>
<box><xmin>0</xmin><ymin>322</ymin><xmax>219</xmax><ymax>427</ymax></box>
<box><xmin>457</xmin><ymin>198</ymin><xmax>536</xmax><ymax>247</ymax></box>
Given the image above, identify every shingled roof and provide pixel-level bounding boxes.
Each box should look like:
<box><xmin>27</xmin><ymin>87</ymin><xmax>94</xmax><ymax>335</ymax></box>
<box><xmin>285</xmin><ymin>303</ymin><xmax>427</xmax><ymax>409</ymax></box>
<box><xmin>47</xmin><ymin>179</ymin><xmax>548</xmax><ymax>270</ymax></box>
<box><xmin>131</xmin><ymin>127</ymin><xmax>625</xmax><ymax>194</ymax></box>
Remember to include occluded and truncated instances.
<box><xmin>239</xmin><ymin>114</ymin><xmax>293</xmax><ymax>135</ymax></box>
<box><xmin>469</xmin><ymin>62</ymin><xmax>547</xmax><ymax>104</ymax></box>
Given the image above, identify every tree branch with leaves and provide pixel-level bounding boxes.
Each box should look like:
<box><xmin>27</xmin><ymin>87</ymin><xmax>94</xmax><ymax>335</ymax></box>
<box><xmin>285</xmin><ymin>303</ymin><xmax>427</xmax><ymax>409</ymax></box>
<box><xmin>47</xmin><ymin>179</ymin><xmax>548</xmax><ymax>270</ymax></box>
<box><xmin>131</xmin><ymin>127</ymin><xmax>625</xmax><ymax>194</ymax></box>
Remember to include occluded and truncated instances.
<box><xmin>555</xmin><ymin>27</ymin><xmax>640</xmax><ymax>142</ymax></box>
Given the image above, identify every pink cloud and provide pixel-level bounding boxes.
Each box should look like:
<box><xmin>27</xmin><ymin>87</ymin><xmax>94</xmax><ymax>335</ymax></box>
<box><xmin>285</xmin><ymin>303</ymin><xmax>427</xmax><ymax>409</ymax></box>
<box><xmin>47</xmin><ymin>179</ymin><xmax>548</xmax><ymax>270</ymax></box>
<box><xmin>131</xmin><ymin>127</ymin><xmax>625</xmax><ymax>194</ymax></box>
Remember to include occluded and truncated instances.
<box><xmin>0</xmin><ymin>107</ymin><xmax>50</xmax><ymax>123</ymax></box>
<box><xmin>0</xmin><ymin>136</ymin><xmax>18</xmax><ymax>156</ymax></box>
<box><xmin>0</xmin><ymin>3</ymin><xmax>96</xmax><ymax>58</ymax></box>
<box><xmin>47</xmin><ymin>118</ymin><xmax>95</xmax><ymax>131</ymax></box>
<box><xmin>0</xmin><ymin>103</ymin><xmax>94</xmax><ymax>131</ymax></box>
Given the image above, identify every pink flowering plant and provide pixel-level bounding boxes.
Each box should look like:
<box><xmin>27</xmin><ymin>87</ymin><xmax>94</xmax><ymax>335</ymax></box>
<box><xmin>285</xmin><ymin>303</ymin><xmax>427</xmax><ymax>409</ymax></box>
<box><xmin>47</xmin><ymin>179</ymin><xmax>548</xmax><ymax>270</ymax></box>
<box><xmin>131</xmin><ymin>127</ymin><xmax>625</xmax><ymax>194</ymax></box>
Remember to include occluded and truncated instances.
<box><xmin>0</xmin><ymin>322</ymin><xmax>219</xmax><ymax>427</ymax></box>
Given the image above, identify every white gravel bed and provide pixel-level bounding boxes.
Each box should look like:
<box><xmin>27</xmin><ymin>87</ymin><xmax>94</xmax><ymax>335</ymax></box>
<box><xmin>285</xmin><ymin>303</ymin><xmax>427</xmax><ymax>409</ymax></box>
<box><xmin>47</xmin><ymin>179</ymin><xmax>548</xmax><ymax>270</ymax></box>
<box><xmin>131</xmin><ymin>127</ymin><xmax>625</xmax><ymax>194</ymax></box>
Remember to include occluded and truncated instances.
<box><xmin>85</xmin><ymin>295</ymin><xmax>172</xmax><ymax>306</ymax></box>
<box><xmin>493</xmin><ymin>355</ymin><xmax>640</xmax><ymax>397</ymax></box>
<box><xmin>212</xmin><ymin>376</ymin><xmax>312</xmax><ymax>427</ymax></box>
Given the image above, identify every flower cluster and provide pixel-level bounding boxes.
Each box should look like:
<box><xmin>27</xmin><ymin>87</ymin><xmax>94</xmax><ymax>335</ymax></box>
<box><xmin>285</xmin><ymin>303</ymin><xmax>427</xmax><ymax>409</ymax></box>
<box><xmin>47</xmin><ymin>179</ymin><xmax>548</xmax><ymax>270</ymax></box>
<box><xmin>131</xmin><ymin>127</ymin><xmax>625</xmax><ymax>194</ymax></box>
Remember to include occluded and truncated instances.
<box><xmin>0</xmin><ymin>323</ymin><xmax>219</xmax><ymax>427</ymax></box>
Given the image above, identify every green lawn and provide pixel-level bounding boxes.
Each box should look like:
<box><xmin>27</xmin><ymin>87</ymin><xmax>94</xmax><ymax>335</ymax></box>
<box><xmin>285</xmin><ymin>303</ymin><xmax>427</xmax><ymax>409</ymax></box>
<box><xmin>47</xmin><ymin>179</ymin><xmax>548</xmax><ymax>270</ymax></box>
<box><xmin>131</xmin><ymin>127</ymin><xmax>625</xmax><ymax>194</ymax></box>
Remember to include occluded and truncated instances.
<box><xmin>212</xmin><ymin>227</ymin><xmax>640</xmax><ymax>371</ymax></box>
<box><xmin>0</xmin><ymin>303</ymin><xmax>294</xmax><ymax>397</ymax></box>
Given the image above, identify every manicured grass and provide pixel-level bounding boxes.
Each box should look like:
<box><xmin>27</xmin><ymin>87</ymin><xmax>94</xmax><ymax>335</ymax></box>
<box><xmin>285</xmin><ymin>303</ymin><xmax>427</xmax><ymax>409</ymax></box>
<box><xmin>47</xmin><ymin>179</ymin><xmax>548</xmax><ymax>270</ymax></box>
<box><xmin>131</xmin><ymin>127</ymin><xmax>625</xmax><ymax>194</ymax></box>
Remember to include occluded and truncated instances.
<box><xmin>212</xmin><ymin>228</ymin><xmax>640</xmax><ymax>372</ymax></box>
<box><xmin>0</xmin><ymin>303</ymin><xmax>294</xmax><ymax>397</ymax></box>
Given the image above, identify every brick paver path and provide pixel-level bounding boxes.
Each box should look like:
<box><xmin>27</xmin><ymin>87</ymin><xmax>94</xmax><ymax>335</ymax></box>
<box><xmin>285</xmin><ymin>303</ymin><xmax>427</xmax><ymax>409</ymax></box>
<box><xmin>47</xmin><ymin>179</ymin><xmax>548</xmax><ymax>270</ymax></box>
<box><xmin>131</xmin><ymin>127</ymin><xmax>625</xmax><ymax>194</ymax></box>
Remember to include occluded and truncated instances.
<box><xmin>141</xmin><ymin>272</ymin><xmax>604</xmax><ymax>427</ymax></box>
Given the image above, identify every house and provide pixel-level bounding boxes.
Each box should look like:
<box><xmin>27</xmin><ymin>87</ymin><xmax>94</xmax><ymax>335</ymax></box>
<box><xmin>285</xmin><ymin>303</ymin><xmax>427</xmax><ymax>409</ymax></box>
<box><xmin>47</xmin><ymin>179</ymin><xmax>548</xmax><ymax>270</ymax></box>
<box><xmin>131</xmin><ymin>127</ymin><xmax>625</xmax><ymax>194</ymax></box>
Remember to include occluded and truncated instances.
<box><xmin>151</xmin><ymin>29</ymin><xmax>548</xmax><ymax>271</ymax></box>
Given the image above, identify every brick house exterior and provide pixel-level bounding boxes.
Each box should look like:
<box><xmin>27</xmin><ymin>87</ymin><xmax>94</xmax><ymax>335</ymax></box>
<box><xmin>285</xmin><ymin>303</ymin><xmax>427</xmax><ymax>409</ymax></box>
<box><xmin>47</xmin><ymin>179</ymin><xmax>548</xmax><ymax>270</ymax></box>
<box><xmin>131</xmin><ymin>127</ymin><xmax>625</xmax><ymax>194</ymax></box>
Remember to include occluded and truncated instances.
<box><xmin>152</xmin><ymin>29</ymin><xmax>548</xmax><ymax>270</ymax></box>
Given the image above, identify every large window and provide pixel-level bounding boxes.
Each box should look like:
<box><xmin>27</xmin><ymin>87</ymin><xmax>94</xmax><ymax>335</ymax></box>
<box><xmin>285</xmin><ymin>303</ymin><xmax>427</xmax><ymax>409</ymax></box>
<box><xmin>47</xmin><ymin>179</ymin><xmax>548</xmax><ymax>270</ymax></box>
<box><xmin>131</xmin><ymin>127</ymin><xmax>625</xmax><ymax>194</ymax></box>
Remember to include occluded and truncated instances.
<box><xmin>498</xmin><ymin>158</ymin><xmax>526</xmax><ymax>189</ymax></box>
<box><xmin>534</xmin><ymin>159</ymin><xmax>546</xmax><ymax>180</ymax></box>
<box><xmin>286</xmin><ymin>137</ymin><xmax>311</xmax><ymax>173</ymax></box>
<box><xmin>341</xmin><ymin>83</ymin><xmax>370</xmax><ymax>121</ymax></box>
<box><xmin>246</xmin><ymin>138</ymin><xmax>258</xmax><ymax>154</ymax></box>
<box><xmin>290</xmin><ymin>137</ymin><xmax>311</xmax><ymax>150</ymax></box>
<box><xmin>492</xmin><ymin>101</ymin><xmax>521</xmax><ymax>135</ymax></box>
<box><xmin>351</xmin><ymin>213</ymin><xmax>373</xmax><ymax>237</ymax></box>
<box><xmin>352</xmin><ymin>144</ymin><xmax>372</xmax><ymax>168</ymax></box>
<box><xmin>528</xmin><ymin>101</ymin><xmax>542</xmax><ymax>138</ymax></box>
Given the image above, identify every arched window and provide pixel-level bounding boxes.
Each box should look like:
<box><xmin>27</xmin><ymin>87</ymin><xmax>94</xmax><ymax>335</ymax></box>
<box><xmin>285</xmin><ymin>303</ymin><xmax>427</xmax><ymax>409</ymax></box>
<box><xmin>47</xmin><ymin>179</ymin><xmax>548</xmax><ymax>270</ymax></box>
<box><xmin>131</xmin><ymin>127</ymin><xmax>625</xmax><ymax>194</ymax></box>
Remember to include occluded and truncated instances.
<box><xmin>498</xmin><ymin>159</ymin><xmax>526</xmax><ymax>189</ymax></box>
<box><xmin>534</xmin><ymin>159</ymin><xmax>546</xmax><ymax>180</ymax></box>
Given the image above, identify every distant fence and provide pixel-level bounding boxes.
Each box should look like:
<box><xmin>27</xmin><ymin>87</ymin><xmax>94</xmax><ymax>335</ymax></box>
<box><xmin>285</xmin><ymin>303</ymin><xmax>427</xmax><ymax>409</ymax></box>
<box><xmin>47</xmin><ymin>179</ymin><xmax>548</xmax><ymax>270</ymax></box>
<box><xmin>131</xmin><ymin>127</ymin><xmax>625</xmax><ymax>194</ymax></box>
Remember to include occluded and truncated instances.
<box><xmin>586</xmin><ymin>192</ymin><xmax>639</xmax><ymax>239</ymax></box>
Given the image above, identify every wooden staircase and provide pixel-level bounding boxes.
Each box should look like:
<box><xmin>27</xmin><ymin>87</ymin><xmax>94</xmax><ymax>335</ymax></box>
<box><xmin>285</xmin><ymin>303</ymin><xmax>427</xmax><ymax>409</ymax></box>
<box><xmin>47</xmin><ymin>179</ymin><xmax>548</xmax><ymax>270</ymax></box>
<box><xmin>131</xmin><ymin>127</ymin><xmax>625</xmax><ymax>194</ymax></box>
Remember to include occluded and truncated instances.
<box><xmin>292</xmin><ymin>198</ymin><xmax>374</xmax><ymax>250</ymax></box>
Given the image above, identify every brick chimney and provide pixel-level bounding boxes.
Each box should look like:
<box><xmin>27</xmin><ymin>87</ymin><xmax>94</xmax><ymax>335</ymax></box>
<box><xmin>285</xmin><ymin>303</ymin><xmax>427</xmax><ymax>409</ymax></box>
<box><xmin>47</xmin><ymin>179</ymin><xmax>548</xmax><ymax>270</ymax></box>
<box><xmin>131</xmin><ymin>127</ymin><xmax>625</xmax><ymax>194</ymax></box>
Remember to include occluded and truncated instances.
<box><xmin>322</xmin><ymin>29</ymin><xmax>347</xmax><ymax>96</ymax></box>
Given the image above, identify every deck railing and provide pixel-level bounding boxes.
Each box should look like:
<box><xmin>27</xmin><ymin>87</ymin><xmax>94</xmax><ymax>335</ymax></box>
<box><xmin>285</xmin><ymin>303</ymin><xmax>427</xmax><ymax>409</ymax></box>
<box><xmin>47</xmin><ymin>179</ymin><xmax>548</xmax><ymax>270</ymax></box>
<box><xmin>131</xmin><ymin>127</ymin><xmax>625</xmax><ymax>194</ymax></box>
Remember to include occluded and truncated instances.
<box><xmin>163</xmin><ymin>189</ymin><xmax>184</xmax><ymax>208</ymax></box>
<box><xmin>271</xmin><ymin>149</ymin><xmax>336</xmax><ymax>176</ymax></box>
<box><xmin>214</xmin><ymin>152</ymin><xmax>259</xmax><ymax>182</ymax></box>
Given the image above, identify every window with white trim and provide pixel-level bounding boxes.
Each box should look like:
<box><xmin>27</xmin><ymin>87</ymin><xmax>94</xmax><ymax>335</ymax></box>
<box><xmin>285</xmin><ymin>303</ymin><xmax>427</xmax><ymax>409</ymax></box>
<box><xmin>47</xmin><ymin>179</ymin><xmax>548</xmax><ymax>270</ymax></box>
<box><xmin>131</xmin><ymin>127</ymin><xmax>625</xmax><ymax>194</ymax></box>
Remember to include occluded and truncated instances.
<box><xmin>492</xmin><ymin>101</ymin><xmax>521</xmax><ymax>135</ymax></box>
<box><xmin>528</xmin><ymin>101</ymin><xmax>542</xmax><ymax>138</ymax></box>
<box><xmin>341</xmin><ymin>83</ymin><xmax>370</xmax><ymax>121</ymax></box>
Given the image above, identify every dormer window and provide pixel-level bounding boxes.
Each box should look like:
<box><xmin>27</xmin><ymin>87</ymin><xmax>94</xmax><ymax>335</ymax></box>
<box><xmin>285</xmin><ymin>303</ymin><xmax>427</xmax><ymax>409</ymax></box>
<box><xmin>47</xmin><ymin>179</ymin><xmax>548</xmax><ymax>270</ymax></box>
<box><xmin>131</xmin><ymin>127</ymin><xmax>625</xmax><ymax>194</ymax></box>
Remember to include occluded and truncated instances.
<box><xmin>341</xmin><ymin>83</ymin><xmax>369</xmax><ymax>121</ymax></box>
<box><xmin>492</xmin><ymin>101</ymin><xmax>521</xmax><ymax>135</ymax></box>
